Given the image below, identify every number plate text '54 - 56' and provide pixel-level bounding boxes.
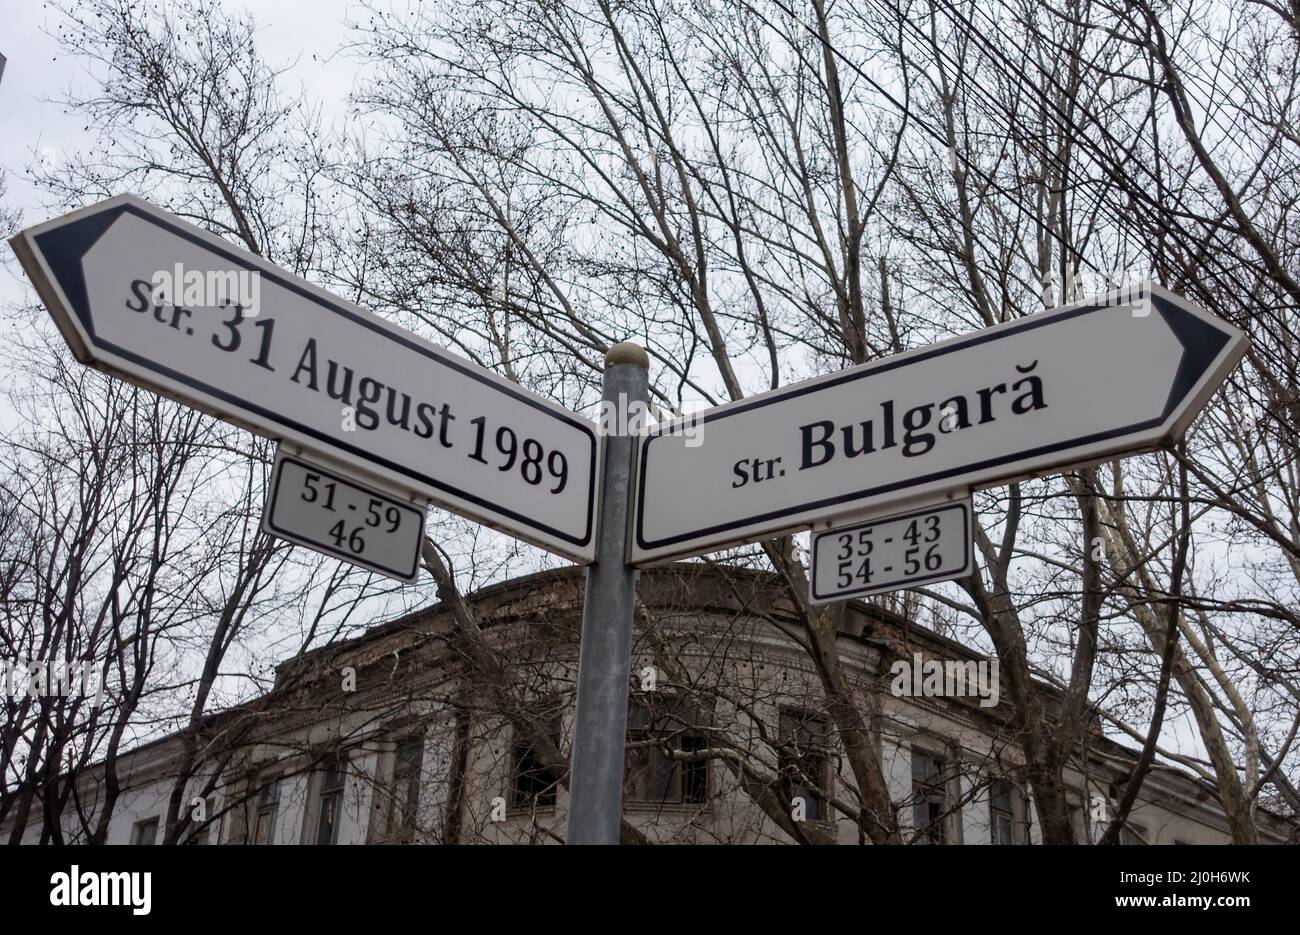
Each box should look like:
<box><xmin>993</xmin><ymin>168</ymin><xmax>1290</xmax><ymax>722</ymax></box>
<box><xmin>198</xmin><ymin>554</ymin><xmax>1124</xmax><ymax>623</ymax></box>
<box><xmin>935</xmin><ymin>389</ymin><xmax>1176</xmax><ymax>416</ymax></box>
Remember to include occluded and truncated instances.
<box><xmin>809</xmin><ymin>497</ymin><xmax>973</xmax><ymax>603</ymax></box>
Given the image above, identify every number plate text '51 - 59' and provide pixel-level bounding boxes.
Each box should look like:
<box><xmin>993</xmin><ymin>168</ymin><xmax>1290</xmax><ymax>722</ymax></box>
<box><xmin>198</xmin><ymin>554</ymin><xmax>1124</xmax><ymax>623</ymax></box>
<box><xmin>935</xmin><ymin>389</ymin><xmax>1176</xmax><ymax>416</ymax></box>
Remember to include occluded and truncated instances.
<box><xmin>262</xmin><ymin>450</ymin><xmax>426</xmax><ymax>582</ymax></box>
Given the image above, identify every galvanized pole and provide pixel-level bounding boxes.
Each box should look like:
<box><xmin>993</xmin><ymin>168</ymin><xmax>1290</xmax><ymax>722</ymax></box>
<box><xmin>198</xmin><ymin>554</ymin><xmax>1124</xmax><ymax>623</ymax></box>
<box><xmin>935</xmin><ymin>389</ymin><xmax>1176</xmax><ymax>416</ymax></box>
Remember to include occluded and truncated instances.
<box><xmin>566</xmin><ymin>342</ymin><xmax>649</xmax><ymax>845</ymax></box>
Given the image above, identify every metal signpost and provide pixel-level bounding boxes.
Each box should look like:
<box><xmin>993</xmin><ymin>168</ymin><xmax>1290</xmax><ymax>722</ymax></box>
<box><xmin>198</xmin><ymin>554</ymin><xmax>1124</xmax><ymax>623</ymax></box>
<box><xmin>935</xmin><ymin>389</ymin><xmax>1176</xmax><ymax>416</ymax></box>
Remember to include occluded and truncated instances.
<box><xmin>808</xmin><ymin>496</ymin><xmax>973</xmax><ymax>604</ymax></box>
<box><xmin>566</xmin><ymin>343</ymin><xmax>649</xmax><ymax>844</ymax></box>
<box><xmin>11</xmin><ymin>194</ymin><xmax>1250</xmax><ymax>845</ymax></box>
<box><xmin>261</xmin><ymin>447</ymin><xmax>427</xmax><ymax>583</ymax></box>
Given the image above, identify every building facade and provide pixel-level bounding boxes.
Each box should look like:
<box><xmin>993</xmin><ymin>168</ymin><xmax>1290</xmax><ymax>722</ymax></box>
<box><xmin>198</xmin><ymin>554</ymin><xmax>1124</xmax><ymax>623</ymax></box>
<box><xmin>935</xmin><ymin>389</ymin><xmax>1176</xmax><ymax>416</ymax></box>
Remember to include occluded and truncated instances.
<box><xmin>5</xmin><ymin>564</ymin><xmax>1289</xmax><ymax>845</ymax></box>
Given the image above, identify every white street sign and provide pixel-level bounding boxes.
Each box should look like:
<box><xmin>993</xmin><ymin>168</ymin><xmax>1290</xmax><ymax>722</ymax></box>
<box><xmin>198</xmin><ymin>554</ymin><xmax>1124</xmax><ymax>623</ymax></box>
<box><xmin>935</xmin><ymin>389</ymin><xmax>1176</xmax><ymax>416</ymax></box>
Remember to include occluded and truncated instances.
<box><xmin>809</xmin><ymin>497</ymin><xmax>973</xmax><ymax>604</ymax></box>
<box><xmin>10</xmin><ymin>195</ymin><xmax>599</xmax><ymax>563</ymax></box>
<box><xmin>634</xmin><ymin>284</ymin><xmax>1246</xmax><ymax>564</ymax></box>
<box><xmin>263</xmin><ymin>449</ymin><xmax>426</xmax><ymax>582</ymax></box>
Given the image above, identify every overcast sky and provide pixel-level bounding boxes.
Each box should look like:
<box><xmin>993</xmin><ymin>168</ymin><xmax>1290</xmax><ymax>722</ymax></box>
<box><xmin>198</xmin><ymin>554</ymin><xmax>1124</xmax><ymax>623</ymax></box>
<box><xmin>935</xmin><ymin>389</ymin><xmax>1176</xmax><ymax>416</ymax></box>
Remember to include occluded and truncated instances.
<box><xmin>0</xmin><ymin>0</ymin><xmax>360</xmax><ymax>210</ymax></box>
<box><xmin>0</xmin><ymin>0</ymin><xmax>364</xmax><ymax>318</ymax></box>
<box><xmin>0</xmin><ymin>0</ymin><xmax>361</xmax><ymax>432</ymax></box>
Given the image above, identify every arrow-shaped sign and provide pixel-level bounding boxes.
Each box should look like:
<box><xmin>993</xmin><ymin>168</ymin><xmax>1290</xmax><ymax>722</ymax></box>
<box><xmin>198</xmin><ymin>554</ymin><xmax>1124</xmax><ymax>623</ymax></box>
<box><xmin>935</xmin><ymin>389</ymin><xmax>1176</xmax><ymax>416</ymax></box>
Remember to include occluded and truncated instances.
<box><xmin>633</xmin><ymin>285</ymin><xmax>1246</xmax><ymax>564</ymax></box>
<box><xmin>10</xmin><ymin>195</ymin><xmax>599</xmax><ymax>562</ymax></box>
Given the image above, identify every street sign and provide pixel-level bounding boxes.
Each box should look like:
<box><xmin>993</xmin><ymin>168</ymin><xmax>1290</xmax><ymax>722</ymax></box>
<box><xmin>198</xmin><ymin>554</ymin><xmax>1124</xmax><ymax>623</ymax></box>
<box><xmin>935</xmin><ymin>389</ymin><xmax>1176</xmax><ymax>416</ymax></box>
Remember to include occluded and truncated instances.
<box><xmin>10</xmin><ymin>194</ymin><xmax>599</xmax><ymax>563</ymax></box>
<box><xmin>633</xmin><ymin>284</ymin><xmax>1247</xmax><ymax>564</ymax></box>
<box><xmin>808</xmin><ymin>497</ymin><xmax>973</xmax><ymax>604</ymax></box>
<box><xmin>262</xmin><ymin>448</ymin><xmax>425</xmax><ymax>582</ymax></box>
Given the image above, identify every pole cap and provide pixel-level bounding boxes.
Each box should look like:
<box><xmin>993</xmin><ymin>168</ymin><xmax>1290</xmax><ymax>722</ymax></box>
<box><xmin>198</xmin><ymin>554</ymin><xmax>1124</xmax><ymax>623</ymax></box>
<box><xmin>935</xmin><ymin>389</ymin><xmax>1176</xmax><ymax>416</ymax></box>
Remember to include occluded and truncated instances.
<box><xmin>604</xmin><ymin>341</ymin><xmax>649</xmax><ymax>369</ymax></box>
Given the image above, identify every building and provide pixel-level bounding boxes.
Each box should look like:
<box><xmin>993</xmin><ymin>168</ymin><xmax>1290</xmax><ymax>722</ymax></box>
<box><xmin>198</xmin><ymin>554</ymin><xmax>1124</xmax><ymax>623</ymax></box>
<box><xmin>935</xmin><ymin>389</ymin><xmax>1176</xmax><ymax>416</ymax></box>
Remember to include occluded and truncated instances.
<box><xmin>4</xmin><ymin>564</ymin><xmax>1290</xmax><ymax>844</ymax></box>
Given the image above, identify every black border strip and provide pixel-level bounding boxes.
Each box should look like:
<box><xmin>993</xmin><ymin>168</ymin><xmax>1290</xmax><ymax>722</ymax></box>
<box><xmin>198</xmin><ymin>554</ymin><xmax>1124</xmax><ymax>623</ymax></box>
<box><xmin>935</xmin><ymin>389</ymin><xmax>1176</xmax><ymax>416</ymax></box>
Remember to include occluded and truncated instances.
<box><xmin>265</xmin><ymin>454</ymin><xmax>424</xmax><ymax>581</ymax></box>
<box><xmin>635</xmin><ymin>294</ymin><xmax>1211</xmax><ymax>552</ymax></box>
<box><xmin>809</xmin><ymin>501</ymin><xmax>971</xmax><ymax>601</ymax></box>
<box><xmin>35</xmin><ymin>202</ymin><xmax>597</xmax><ymax>551</ymax></box>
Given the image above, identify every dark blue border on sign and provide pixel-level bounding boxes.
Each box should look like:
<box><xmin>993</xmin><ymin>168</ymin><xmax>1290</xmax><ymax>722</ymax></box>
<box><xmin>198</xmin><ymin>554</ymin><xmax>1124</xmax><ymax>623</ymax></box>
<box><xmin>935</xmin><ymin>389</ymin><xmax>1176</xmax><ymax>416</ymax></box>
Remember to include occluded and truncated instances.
<box><xmin>636</xmin><ymin>292</ymin><xmax>1228</xmax><ymax>552</ymax></box>
<box><xmin>267</xmin><ymin>454</ymin><xmax>424</xmax><ymax>581</ymax></box>
<box><xmin>32</xmin><ymin>201</ymin><xmax>598</xmax><ymax>552</ymax></box>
